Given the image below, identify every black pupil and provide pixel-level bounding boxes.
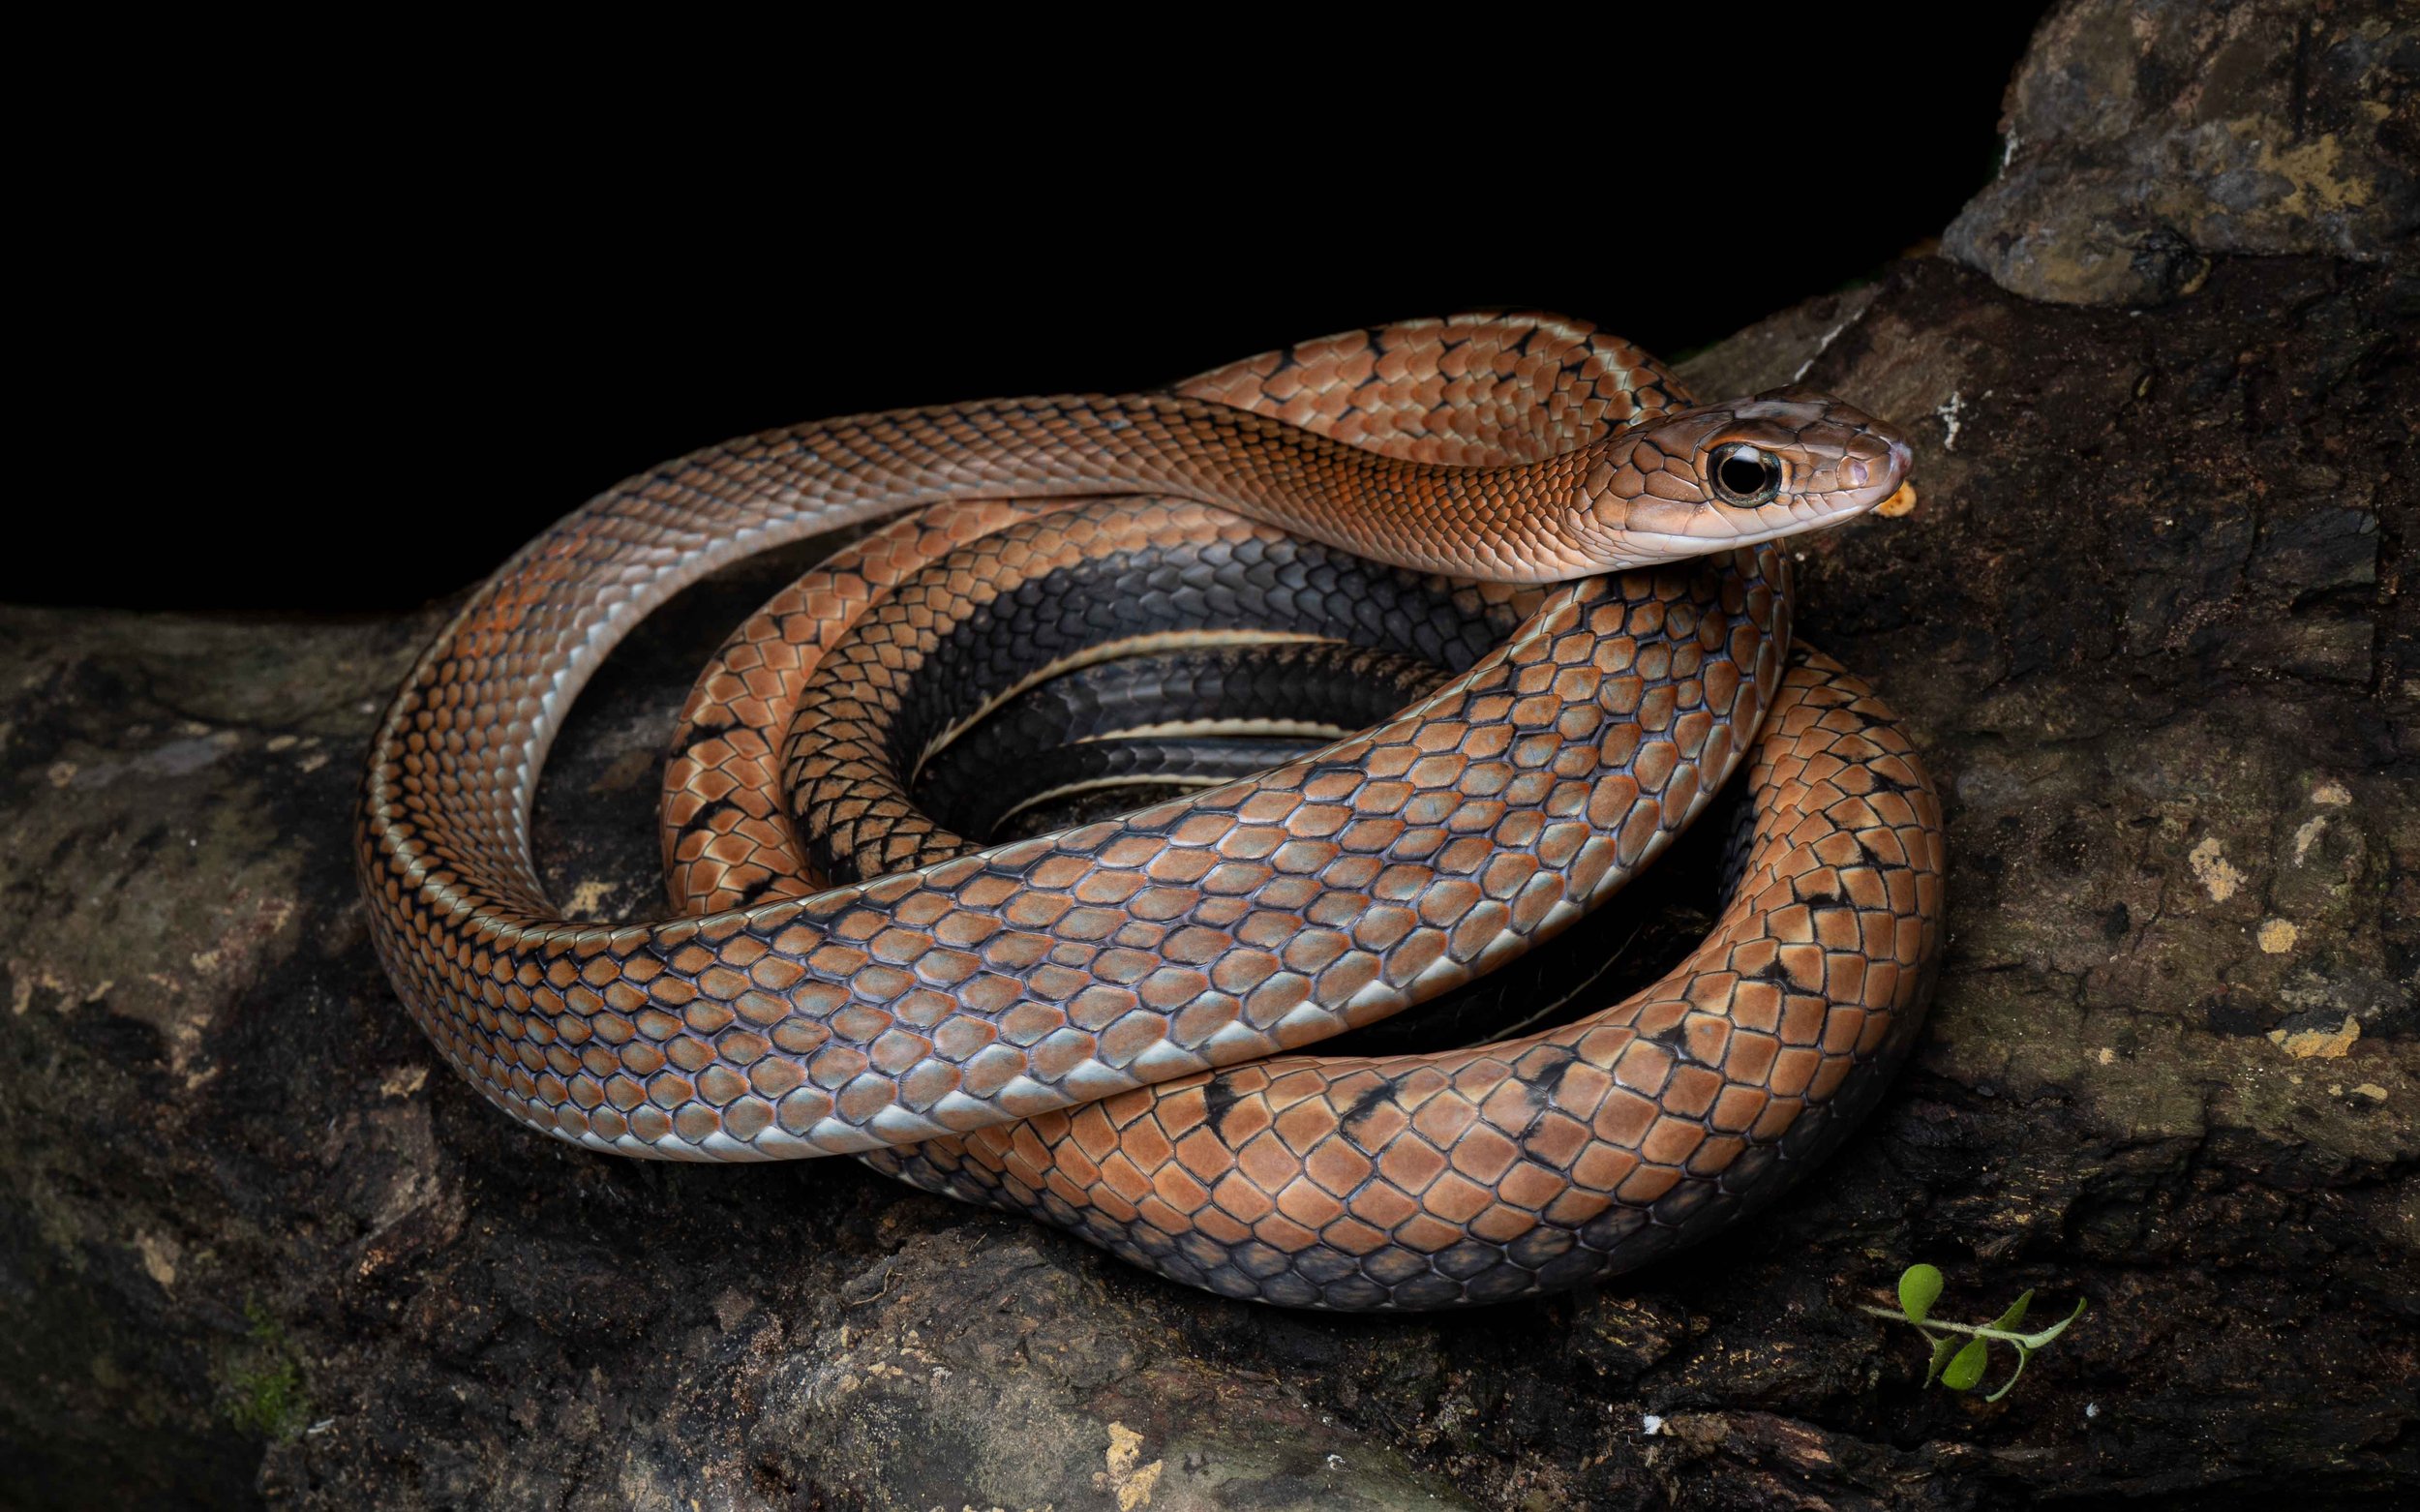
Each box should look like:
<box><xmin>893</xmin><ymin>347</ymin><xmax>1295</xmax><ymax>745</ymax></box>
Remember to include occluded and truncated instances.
<box><xmin>1718</xmin><ymin>450</ymin><xmax>1773</xmax><ymax>499</ymax></box>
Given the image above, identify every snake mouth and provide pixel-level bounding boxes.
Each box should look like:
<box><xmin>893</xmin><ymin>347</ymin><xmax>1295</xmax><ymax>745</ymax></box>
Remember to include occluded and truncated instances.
<box><xmin>1616</xmin><ymin>500</ymin><xmax>1885</xmax><ymax>564</ymax></box>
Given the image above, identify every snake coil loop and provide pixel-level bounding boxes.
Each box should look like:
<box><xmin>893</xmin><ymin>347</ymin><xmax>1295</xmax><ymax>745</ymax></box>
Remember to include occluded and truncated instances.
<box><xmin>358</xmin><ymin>314</ymin><xmax>1942</xmax><ymax>1309</ymax></box>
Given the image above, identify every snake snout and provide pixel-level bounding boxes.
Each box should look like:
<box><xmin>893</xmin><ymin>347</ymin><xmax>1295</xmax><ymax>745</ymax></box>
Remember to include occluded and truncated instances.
<box><xmin>1842</xmin><ymin>429</ymin><xmax>1909</xmax><ymax>492</ymax></box>
<box><xmin>1848</xmin><ymin>430</ymin><xmax>1915</xmax><ymax>508</ymax></box>
<box><xmin>1784</xmin><ymin>403</ymin><xmax>1913</xmax><ymax>520</ymax></box>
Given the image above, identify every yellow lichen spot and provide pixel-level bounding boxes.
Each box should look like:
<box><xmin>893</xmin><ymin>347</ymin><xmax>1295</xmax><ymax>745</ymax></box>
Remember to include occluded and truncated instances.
<box><xmin>46</xmin><ymin>761</ymin><xmax>76</xmax><ymax>788</ymax></box>
<box><xmin>2187</xmin><ymin>836</ymin><xmax>2245</xmax><ymax>903</ymax></box>
<box><xmin>2256</xmin><ymin>920</ymin><xmax>2299</xmax><ymax>954</ymax></box>
<box><xmin>2311</xmin><ymin>780</ymin><xmax>2351</xmax><ymax>807</ymax></box>
<box><xmin>565</xmin><ymin>879</ymin><xmax>616</xmax><ymax>916</ymax></box>
<box><xmin>13</xmin><ymin>963</ymin><xmax>74</xmax><ymax>1014</ymax></box>
<box><xmin>1875</xmin><ymin>481</ymin><xmax>1919</xmax><ymax>518</ymax></box>
<box><xmin>2292</xmin><ymin>816</ymin><xmax>2329</xmax><ymax>865</ymax></box>
<box><xmin>2249</xmin><ymin>127</ymin><xmax>2373</xmax><ymax>216</ymax></box>
<box><xmin>1096</xmin><ymin>1422</ymin><xmax>1165</xmax><ymax>1511</ymax></box>
<box><xmin>2096</xmin><ymin>1047</ymin><xmax>2117</xmax><ymax>1066</ymax></box>
<box><xmin>380</xmin><ymin>1066</ymin><xmax>429</xmax><ymax>1099</ymax></box>
<box><xmin>2351</xmin><ymin>1084</ymin><xmax>2388</xmax><ymax>1103</ymax></box>
<box><xmin>2268</xmin><ymin>1016</ymin><xmax>2361</xmax><ymax>1060</ymax></box>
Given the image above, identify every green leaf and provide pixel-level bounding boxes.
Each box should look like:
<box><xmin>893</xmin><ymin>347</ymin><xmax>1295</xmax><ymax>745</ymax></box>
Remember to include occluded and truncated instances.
<box><xmin>1924</xmin><ymin>1331</ymin><xmax>1963</xmax><ymax>1386</ymax></box>
<box><xmin>1943</xmin><ymin>1338</ymin><xmax>1990</xmax><ymax>1392</ymax></box>
<box><xmin>1898</xmin><ymin>1264</ymin><xmax>1945</xmax><ymax>1324</ymax></box>
<box><xmin>1982</xmin><ymin>1348</ymin><xmax>2030</xmax><ymax>1404</ymax></box>
<box><xmin>1990</xmin><ymin>1288</ymin><xmax>2035</xmax><ymax>1334</ymax></box>
<box><xmin>2018</xmin><ymin>1298</ymin><xmax>2088</xmax><ymax>1350</ymax></box>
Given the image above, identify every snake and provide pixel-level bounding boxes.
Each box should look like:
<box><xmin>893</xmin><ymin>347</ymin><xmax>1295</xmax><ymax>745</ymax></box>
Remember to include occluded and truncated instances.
<box><xmin>356</xmin><ymin>313</ymin><xmax>1941</xmax><ymax>1310</ymax></box>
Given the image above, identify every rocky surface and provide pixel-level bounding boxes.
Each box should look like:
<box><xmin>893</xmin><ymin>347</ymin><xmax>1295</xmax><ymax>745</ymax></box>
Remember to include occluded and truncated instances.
<box><xmin>1945</xmin><ymin>0</ymin><xmax>2415</xmax><ymax>306</ymax></box>
<box><xmin>5</xmin><ymin>12</ymin><xmax>2415</xmax><ymax>1507</ymax></box>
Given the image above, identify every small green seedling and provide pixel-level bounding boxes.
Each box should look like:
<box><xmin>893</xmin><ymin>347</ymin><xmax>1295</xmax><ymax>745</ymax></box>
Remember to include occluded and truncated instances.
<box><xmin>1861</xmin><ymin>1264</ymin><xmax>2086</xmax><ymax>1403</ymax></box>
<box><xmin>222</xmin><ymin>1298</ymin><xmax>310</xmax><ymax>1439</ymax></box>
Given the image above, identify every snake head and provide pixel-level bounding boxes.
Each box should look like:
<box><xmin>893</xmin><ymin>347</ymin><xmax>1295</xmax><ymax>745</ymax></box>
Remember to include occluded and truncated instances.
<box><xmin>1573</xmin><ymin>389</ymin><xmax>1913</xmax><ymax>568</ymax></box>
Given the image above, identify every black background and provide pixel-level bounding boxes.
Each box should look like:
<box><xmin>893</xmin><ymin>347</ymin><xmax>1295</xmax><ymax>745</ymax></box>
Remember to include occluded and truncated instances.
<box><xmin>22</xmin><ymin>12</ymin><xmax>2051</xmax><ymax>611</ymax></box>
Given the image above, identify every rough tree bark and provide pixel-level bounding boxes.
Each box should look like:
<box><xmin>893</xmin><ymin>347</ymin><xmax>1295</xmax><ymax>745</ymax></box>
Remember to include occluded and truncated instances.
<box><xmin>3</xmin><ymin>4</ymin><xmax>2412</xmax><ymax>1507</ymax></box>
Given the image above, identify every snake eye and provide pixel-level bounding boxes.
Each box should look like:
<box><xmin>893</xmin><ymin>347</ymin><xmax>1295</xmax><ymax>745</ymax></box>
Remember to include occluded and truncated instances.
<box><xmin>1709</xmin><ymin>443</ymin><xmax>1784</xmax><ymax>507</ymax></box>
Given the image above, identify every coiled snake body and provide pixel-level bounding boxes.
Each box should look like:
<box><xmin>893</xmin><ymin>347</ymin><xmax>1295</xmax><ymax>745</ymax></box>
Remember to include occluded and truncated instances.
<box><xmin>358</xmin><ymin>314</ymin><xmax>1942</xmax><ymax>1310</ymax></box>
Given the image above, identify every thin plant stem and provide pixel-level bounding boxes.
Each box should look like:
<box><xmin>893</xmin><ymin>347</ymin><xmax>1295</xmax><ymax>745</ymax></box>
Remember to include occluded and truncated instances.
<box><xmin>1855</xmin><ymin>1304</ymin><xmax>2082</xmax><ymax>1351</ymax></box>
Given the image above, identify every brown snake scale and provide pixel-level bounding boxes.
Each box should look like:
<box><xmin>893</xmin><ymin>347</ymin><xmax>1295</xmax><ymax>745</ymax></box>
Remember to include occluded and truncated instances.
<box><xmin>358</xmin><ymin>313</ymin><xmax>1941</xmax><ymax>1309</ymax></box>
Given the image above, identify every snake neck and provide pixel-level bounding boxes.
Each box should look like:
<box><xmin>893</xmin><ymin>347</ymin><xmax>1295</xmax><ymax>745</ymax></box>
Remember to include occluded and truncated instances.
<box><xmin>772</xmin><ymin>394</ymin><xmax>1612</xmax><ymax>586</ymax></box>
